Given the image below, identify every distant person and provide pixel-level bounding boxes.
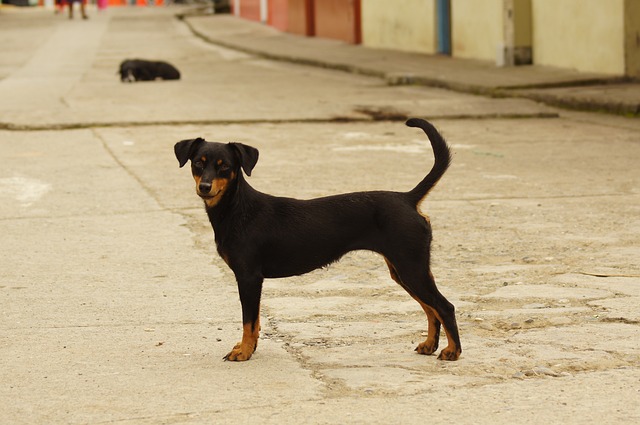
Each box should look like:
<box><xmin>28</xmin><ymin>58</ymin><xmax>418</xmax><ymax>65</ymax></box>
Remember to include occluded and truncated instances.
<box><xmin>54</xmin><ymin>0</ymin><xmax>65</xmax><ymax>14</ymax></box>
<box><xmin>67</xmin><ymin>0</ymin><xmax>89</xmax><ymax>20</ymax></box>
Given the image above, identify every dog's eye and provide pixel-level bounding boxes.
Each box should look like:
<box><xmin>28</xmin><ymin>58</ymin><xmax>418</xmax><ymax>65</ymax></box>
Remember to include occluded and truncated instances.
<box><xmin>193</xmin><ymin>160</ymin><xmax>204</xmax><ymax>169</ymax></box>
<box><xmin>218</xmin><ymin>163</ymin><xmax>230</xmax><ymax>172</ymax></box>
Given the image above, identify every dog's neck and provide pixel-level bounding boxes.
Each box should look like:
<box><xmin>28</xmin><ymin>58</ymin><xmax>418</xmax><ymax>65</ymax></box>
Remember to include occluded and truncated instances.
<box><xmin>205</xmin><ymin>173</ymin><xmax>256</xmax><ymax>241</ymax></box>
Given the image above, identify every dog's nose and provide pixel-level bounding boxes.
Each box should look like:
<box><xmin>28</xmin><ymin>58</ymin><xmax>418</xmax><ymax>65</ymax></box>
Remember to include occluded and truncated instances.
<box><xmin>199</xmin><ymin>181</ymin><xmax>212</xmax><ymax>194</ymax></box>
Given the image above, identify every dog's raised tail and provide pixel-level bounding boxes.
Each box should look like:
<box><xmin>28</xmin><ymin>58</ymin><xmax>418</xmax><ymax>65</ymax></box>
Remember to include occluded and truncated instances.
<box><xmin>405</xmin><ymin>118</ymin><xmax>452</xmax><ymax>206</ymax></box>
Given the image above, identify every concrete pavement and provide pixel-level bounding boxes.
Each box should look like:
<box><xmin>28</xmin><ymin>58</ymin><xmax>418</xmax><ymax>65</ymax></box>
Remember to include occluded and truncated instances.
<box><xmin>1</xmin><ymin>5</ymin><xmax>639</xmax><ymax>425</ymax></box>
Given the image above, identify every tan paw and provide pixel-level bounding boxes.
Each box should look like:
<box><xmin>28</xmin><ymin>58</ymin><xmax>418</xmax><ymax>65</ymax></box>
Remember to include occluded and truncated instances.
<box><xmin>223</xmin><ymin>346</ymin><xmax>253</xmax><ymax>361</ymax></box>
<box><xmin>415</xmin><ymin>340</ymin><xmax>438</xmax><ymax>355</ymax></box>
<box><xmin>437</xmin><ymin>347</ymin><xmax>461</xmax><ymax>361</ymax></box>
<box><xmin>223</xmin><ymin>340</ymin><xmax>256</xmax><ymax>361</ymax></box>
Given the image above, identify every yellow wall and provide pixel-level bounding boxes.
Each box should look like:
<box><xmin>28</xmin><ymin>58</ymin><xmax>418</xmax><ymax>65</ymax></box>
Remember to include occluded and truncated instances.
<box><xmin>361</xmin><ymin>0</ymin><xmax>437</xmax><ymax>54</ymax></box>
<box><xmin>451</xmin><ymin>0</ymin><xmax>503</xmax><ymax>60</ymax></box>
<box><xmin>532</xmin><ymin>0</ymin><xmax>626</xmax><ymax>75</ymax></box>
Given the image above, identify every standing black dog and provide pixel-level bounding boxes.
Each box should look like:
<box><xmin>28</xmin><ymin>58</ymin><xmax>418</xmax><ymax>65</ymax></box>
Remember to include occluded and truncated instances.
<box><xmin>118</xmin><ymin>59</ymin><xmax>180</xmax><ymax>82</ymax></box>
<box><xmin>174</xmin><ymin>119</ymin><xmax>461</xmax><ymax>361</ymax></box>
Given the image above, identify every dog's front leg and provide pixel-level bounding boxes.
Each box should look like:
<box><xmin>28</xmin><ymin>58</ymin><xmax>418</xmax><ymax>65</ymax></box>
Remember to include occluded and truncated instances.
<box><xmin>224</xmin><ymin>274</ymin><xmax>263</xmax><ymax>361</ymax></box>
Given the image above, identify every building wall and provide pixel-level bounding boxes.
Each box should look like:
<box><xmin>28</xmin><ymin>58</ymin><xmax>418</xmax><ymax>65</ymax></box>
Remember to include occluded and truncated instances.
<box><xmin>532</xmin><ymin>0</ymin><xmax>625</xmax><ymax>75</ymax></box>
<box><xmin>451</xmin><ymin>0</ymin><xmax>503</xmax><ymax>61</ymax></box>
<box><xmin>361</xmin><ymin>0</ymin><xmax>437</xmax><ymax>54</ymax></box>
<box><xmin>235</xmin><ymin>0</ymin><xmax>639</xmax><ymax>77</ymax></box>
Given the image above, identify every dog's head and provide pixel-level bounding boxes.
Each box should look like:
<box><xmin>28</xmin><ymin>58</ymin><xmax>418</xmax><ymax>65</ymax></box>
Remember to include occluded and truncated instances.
<box><xmin>119</xmin><ymin>60</ymin><xmax>137</xmax><ymax>82</ymax></box>
<box><xmin>174</xmin><ymin>138</ymin><xmax>259</xmax><ymax>208</ymax></box>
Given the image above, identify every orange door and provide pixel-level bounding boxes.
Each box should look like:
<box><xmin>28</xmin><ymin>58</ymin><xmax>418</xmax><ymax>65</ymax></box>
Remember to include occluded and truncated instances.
<box><xmin>269</xmin><ymin>0</ymin><xmax>289</xmax><ymax>32</ymax></box>
<box><xmin>238</xmin><ymin>0</ymin><xmax>262</xmax><ymax>22</ymax></box>
<box><xmin>313</xmin><ymin>0</ymin><xmax>361</xmax><ymax>44</ymax></box>
<box><xmin>287</xmin><ymin>0</ymin><xmax>315</xmax><ymax>36</ymax></box>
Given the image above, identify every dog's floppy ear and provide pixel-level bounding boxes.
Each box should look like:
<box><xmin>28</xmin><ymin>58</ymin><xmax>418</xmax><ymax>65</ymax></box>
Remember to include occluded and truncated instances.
<box><xmin>174</xmin><ymin>138</ymin><xmax>204</xmax><ymax>168</ymax></box>
<box><xmin>229</xmin><ymin>143</ymin><xmax>259</xmax><ymax>177</ymax></box>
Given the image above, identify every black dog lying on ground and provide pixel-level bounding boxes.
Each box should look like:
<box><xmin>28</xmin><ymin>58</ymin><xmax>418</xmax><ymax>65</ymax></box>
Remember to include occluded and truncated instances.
<box><xmin>118</xmin><ymin>59</ymin><xmax>180</xmax><ymax>82</ymax></box>
<box><xmin>174</xmin><ymin>118</ymin><xmax>461</xmax><ymax>362</ymax></box>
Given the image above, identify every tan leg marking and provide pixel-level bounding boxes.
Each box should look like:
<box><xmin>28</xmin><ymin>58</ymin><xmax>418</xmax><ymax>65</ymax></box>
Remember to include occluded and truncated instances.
<box><xmin>385</xmin><ymin>258</ymin><xmax>440</xmax><ymax>356</ymax></box>
<box><xmin>415</xmin><ymin>302</ymin><xmax>440</xmax><ymax>355</ymax></box>
<box><xmin>385</xmin><ymin>258</ymin><xmax>459</xmax><ymax>360</ymax></box>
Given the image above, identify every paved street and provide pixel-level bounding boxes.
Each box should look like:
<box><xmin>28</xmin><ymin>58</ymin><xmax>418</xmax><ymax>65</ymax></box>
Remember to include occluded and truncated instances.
<box><xmin>1</xmin><ymin>5</ymin><xmax>639</xmax><ymax>424</ymax></box>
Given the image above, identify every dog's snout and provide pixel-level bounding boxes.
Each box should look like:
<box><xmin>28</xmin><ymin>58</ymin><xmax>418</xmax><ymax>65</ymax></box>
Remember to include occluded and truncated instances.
<box><xmin>199</xmin><ymin>181</ymin><xmax>212</xmax><ymax>194</ymax></box>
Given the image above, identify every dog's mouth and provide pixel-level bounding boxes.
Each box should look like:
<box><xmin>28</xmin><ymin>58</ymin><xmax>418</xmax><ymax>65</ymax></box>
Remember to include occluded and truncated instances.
<box><xmin>198</xmin><ymin>189</ymin><xmax>221</xmax><ymax>200</ymax></box>
<box><xmin>196</xmin><ymin>178</ymin><xmax>231</xmax><ymax>207</ymax></box>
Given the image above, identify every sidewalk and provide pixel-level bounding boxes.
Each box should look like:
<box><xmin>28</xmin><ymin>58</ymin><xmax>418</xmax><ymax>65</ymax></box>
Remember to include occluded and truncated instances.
<box><xmin>183</xmin><ymin>12</ymin><xmax>640</xmax><ymax>116</ymax></box>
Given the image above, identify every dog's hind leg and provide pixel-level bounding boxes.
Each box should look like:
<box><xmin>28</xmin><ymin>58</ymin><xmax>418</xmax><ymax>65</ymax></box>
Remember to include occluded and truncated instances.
<box><xmin>385</xmin><ymin>258</ymin><xmax>440</xmax><ymax>355</ymax></box>
<box><xmin>385</xmin><ymin>258</ymin><xmax>461</xmax><ymax>360</ymax></box>
<box><xmin>415</xmin><ymin>270</ymin><xmax>461</xmax><ymax>361</ymax></box>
